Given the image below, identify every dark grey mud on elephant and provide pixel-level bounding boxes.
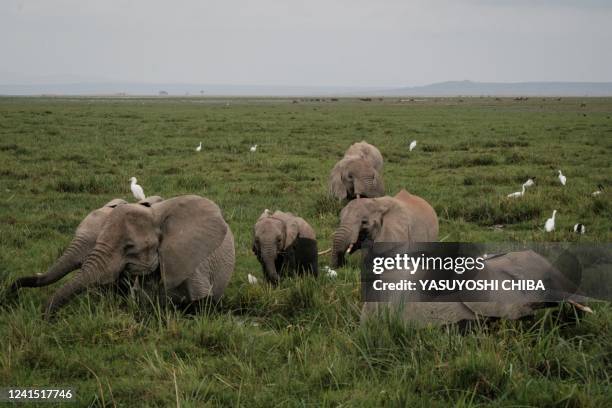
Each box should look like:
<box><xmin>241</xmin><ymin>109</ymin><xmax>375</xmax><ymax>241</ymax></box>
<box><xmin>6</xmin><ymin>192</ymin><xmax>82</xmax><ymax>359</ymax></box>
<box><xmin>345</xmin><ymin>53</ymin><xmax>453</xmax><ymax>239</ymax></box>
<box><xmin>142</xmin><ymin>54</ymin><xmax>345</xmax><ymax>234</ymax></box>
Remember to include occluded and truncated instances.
<box><xmin>252</xmin><ymin>209</ymin><xmax>318</xmax><ymax>284</ymax></box>
<box><xmin>329</xmin><ymin>141</ymin><xmax>385</xmax><ymax>200</ymax></box>
<box><xmin>8</xmin><ymin>196</ymin><xmax>164</xmax><ymax>295</ymax></box>
<box><xmin>19</xmin><ymin>195</ymin><xmax>233</xmax><ymax>319</ymax></box>
<box><xmin>331</xmin><ymin>189</ymin><xmax>439</xmax><ymax>268</ymax></box>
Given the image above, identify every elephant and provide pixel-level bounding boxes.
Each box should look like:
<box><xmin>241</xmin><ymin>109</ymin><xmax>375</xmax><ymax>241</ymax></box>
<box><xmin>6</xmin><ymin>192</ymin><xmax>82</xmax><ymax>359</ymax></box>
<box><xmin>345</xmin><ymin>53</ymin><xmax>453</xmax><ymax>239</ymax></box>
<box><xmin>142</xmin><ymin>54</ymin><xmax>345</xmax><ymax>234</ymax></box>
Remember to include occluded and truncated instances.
<box><xmin>252</xmin><ymin>209</ymin><xmax>318</xmax><ymax>284</ymax></box>
<box><xmin>331</xmin><ymin>189</ymin><xmax>439</xmax><ymax>268</ymax></box>
<box><xmin>35</xmin><ymin>195</ymin><xmax>233</xmax><ymax>319</ymax></box>
<box><xmin>360</xmin><ymin>250</ymin><xmax>591</xmax><ymax>327</ymax></box>
<box><xmin>8</xmin><ymin>196</ymin><xmax>164</xmax><ymax>295</ymax></box>
<box><xmin>329</xmin><ymin>141</ymin><xmax>384</xmax><ymax>200</ymax></box>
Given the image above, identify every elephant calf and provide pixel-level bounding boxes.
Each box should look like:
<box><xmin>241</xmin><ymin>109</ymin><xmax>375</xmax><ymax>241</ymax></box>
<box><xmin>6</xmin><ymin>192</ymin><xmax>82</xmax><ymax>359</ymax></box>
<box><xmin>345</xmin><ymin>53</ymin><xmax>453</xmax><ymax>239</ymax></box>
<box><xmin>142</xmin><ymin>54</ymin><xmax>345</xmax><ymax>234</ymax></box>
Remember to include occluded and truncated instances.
<box><xmin>253</xmin><ymin>209</ymin><xmax>318</xmax><ymax>284</ymax></box>
<box><xmin>329</xmin><ymin>141</ymin><xmax>385</xmax><ymax>200</ymax></box>
<box><xmin>331</xmin><ymin>189</ymin><xmax>439</xmax><ymax>268</ymax></box>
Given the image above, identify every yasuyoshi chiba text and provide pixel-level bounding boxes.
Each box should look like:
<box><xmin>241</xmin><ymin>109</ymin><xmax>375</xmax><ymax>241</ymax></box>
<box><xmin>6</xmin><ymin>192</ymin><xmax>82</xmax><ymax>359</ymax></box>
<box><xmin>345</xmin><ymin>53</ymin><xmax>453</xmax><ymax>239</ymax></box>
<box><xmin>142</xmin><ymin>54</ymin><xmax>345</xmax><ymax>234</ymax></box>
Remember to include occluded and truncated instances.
<box><xmin>372</xmin><ymin>279</ymin><xmax>546</xmax><ymax>292</ymax></box>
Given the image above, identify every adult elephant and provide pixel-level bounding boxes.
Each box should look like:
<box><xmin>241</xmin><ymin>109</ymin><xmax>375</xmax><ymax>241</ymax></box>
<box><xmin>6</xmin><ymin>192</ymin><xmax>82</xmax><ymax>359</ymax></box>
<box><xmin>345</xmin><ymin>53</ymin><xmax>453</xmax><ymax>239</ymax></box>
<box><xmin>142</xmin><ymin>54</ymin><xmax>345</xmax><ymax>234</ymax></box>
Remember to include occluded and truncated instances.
<box><xmin>253</xmin><ymin>209</ymin><xmax>318</xmax><ymax>284</ymax></box>
<box><xmin>8</xmin><ymin>196</ymin><xmax>164</xmax><ymax>294</ymax></box>
<box><xmin>41</xmin><ymin>195</ymin><xmax>234</xmax><ymax>319</ymax></box>
<box><xmin>329</xmin><ymin>141</ymin><xmax>384</xmax><ymax>200</ymax></box>
<box><xmin>330</xmin><ymin>189</ymin><xmax>438</xmax><ymax>268</ymax></box>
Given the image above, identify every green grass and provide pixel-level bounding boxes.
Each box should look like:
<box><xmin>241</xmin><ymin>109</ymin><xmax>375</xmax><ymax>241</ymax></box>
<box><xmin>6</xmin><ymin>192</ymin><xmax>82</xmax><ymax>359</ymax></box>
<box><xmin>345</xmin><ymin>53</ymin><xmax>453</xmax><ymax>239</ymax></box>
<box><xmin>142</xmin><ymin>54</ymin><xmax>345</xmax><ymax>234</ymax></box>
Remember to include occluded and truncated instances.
<box><xmin>0</xmin><ymin>96</ymin><xmax>611</xmax><ymax>406</ymax></box>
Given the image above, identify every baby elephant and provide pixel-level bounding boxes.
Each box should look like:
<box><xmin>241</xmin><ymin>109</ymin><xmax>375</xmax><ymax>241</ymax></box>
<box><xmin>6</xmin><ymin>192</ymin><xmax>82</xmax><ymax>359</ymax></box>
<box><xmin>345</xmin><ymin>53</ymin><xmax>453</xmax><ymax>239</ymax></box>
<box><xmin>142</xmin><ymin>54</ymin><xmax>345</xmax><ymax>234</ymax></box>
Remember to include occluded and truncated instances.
<box><xmin>329</xmin><ymin>141</ymin><xmax>384</xmax><ymax>200</ymax></box>
<box><xmin>253</xmin><ymin>210</ymin><xmax>318</xmax><ymax>284</ymax></box>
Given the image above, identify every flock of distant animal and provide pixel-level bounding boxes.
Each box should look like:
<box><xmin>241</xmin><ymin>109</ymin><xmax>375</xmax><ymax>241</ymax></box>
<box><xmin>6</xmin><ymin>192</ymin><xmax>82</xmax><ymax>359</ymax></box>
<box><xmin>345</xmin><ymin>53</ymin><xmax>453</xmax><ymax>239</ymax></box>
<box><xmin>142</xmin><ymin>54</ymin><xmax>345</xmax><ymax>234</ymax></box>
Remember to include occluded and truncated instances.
<box><xmin>505</xmin><ymin>167</ymin><xmax>604</xmax><ymax>234</ymax></box>
<box><xmin>7</xmin><ymin>140</ymin><xmax>601</xmax><ymax>324</ymax></box>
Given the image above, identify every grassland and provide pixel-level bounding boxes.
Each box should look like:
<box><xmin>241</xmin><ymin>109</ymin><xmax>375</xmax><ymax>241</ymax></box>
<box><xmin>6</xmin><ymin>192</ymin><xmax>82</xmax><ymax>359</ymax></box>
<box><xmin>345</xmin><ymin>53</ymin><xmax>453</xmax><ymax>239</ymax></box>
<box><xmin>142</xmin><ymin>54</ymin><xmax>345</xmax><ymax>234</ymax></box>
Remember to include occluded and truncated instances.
<box><xmin>0</xmin><ymin>96</ymin><xmax>611</xmax><ymax>406</ymax></box>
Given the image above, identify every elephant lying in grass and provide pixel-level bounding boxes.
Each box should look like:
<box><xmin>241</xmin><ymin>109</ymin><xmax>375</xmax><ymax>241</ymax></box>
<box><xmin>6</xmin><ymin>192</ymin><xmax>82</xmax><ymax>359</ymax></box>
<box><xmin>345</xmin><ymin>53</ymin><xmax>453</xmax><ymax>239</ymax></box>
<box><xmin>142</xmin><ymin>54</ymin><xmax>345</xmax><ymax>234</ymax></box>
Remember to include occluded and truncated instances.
<box><xmin>331</xmin><ymin>189</ymin><xmax>439</xmax><ymax>268</ymax></box>
<box><xmin>253</xmin><ymin>209</ymin><xmax>318</xmax><ymax>284</ymax></box>
<box><xmin>9</xmin><ymin>196</ymin><xmax>163</xmax><ymax>294</ymax></box>
<box><xmin>329</xmin><ymin>141</ymin><xmax>385</xmax><ymax>200</ymax></box>
<box><xmin>11</xmin><ymin>195</ymin><xmax>234</xmax><ymax>319</ymax></box>
<box><xmin>361</xmin><ymin>250</ymin><xmax>591</xmax><ymax>326</ymax></box>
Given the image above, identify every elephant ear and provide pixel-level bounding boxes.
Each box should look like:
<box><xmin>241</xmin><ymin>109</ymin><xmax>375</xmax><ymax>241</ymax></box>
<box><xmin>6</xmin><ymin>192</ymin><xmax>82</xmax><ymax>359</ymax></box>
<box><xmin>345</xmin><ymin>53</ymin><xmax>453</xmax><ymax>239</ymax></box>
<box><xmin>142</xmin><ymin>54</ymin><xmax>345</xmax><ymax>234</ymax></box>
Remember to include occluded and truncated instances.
<box><xmin>283</xmin><ymin>219</ymin><xmax>300</xmax><ymax>249</ymax></box>
<box><xmin>329</xmin><ymin>161</ymin><xmax>347</xmax><ymax>200</ymax></box>
<box><xmin>154</xmin><ymin>196</ymin><xmax>227</xmax><ymax>289</ymax></box>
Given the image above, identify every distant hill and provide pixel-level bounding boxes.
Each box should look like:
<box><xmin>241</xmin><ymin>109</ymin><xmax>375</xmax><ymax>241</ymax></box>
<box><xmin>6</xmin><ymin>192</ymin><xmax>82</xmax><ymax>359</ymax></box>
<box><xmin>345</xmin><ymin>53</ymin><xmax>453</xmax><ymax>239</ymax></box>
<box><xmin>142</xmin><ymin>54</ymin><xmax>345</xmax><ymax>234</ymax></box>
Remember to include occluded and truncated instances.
<box><xmin>376</xmin><ymin>80</ymin><xmax>612</xmax><ymax>97</ymax></box>
<box><xmin>1</xmin><ymin>79</ymin><xmax>611</xmax><ymax>97</ymax></box>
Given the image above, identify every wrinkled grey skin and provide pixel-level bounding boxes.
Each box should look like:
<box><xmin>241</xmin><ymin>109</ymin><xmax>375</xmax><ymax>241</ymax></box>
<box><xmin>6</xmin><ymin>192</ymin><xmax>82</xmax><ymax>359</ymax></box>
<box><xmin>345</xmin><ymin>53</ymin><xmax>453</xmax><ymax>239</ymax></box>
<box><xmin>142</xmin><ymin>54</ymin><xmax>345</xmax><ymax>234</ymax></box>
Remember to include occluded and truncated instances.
<box><xmin>36</xmin><ymin>195</ymin><xmax>233</xmax><ymax>319</ymax></box>
<box><xmin>329</xmin><ymin>141</ymin><xmax>384</xmax><ymax>200</ymax></box>
<box><xmin>331</xmin><ymin>189</ymin><xmax>439</xmax><ymax>268</ymax></box>
<box><xmin>9</xmin><ymin>198</ymin><xmax>128</xmax><ymax>294</ymax></box>
<box><xmin>252</xmin><ymin>210</ymin><xmax>317</xmax><ymax>284</ymax></box>
<box><xmin>9</xmin><ymin>196</ymin><xmax>164</xmax><ymax>295</ymax></box>
<box><xmin>361</xmin><ymin>250</ymin><xmax>585</xmax><ymax>326</ymax></box>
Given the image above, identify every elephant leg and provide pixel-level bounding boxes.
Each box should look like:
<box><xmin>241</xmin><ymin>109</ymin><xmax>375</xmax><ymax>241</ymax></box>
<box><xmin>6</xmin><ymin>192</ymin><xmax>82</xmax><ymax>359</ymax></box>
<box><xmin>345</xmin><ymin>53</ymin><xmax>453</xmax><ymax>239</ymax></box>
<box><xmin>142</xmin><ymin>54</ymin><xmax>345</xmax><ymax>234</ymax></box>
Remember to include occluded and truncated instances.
<box><xmin>180</xmin><ymin>229</ymin><xmax>235</xmax><ymax>303</ymax></box>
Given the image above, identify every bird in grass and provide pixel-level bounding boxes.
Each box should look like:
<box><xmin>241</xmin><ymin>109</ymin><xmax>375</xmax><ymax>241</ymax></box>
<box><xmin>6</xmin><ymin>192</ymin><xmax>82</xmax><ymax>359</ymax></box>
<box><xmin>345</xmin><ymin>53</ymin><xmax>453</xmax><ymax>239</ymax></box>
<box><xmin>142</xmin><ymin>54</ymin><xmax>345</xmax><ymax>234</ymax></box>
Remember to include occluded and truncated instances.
<box><xmin>409</xmin><ymin>140</ymin><xmax>417</xmax><ymax>151</ymax></box>
<box><xmin>544</xmin><ymin>210</ymin><xmax>557</xmax><ymax>232</ymax></box>
<box><xmin>573</xmin><ymin>223</ymin><xmax>586</xmax><ymax>234</ymax></box>
<box><xmin>250</xmin><ymin>144</ymin><xmax>258</xmax><ymax>153</ymax></box>
<box><xmin>592</xmin><ymin>184</ymin><xmax>604</xmax><ymax>196</ymax></box>
<box><xmin>523</xmin><ymin>177</ymin><xmax>536</xmax><ymax>188</ymax></box>
<box><xmin>247</xmin><ymin>273</ymin><xmax>258</xmax><ymax>285</ymax></box>
<box><xmin>558</xmin><ymin>170</ymin><xmax>567</xmax><ymax>186</ymax></box>
<box><xmin>130</xmin><ymin>177</ymin><xmax>146</xmax><ymax>201</ymax></box>
<box><xmin>196</xmin><ymin>142</ymin><xmax>202</xmax><ymax>152</ymax></box>
<box><xmin>323</xmin><ymin>266</ymin><xmax>337</xmax><ymax>278</ymax></box>
<box><xmin>507</xmin><ymin>178</ymin><xmax>535</xmax><ymax>198</ymax></box>
<box><xmin>507</xmin><ymin>184</ymin><xmax>526</xmax><ymax>198</ymax></box>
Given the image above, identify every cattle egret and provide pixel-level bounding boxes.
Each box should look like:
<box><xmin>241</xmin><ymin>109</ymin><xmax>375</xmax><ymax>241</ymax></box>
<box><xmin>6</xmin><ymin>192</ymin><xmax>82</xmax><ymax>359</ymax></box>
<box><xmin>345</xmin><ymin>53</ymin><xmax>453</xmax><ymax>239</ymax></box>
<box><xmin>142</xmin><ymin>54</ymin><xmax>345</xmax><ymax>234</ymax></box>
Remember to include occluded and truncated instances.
<box><xmin>558</xmin><ymin>170</ymin><xmax>567</xmax><ymax>186</ymax></box>
<box><xmin>323</xmin><ymin>266</ymin><xmax>337</xmax><ymax>278</ymax></box>
<box><xmin>250</xmin><ymin>144</ymin><xmax>258</xmax><ymax>153</ymax></box>
<box><xmin>592</xmin><ymin>184</ymin><xmax>604</xmax><ymax>196</ymax></box>
<box><xmin>196</xmin><ymin>142</ymin><xmax>202</xmax><ymax>152</ymax></box>
<box><xmin>247</xmin><ymin>273</ymin><xmax>258</xmax><ymax>285</ymax></box>
<box><xmin>507</xmin><ymin>184</ymin><xmax>526</xmax><ymax>198</ymax></box>
<box><xmin>573</xmin><ymin>223</ymin><xmax>586</xmax><ymax>234</ymax></box>
<box><xmin>409</xmin><ymin>140</ymin><xmax>417</xmax><ymax>151</ymax></box>
<box><xmin>544</xmin><ymin>210</ymin><xmax>557</xmax><ymax>232</ymax></box>
<box><xmin>523</xmin><ymin>178</ymin><xmax>536</xmax><ymax>188</ymax></box>
<box><xmin>130</xmin><ymin>177</ymin><xmax>146</xmax><ymax>201</ymax></box>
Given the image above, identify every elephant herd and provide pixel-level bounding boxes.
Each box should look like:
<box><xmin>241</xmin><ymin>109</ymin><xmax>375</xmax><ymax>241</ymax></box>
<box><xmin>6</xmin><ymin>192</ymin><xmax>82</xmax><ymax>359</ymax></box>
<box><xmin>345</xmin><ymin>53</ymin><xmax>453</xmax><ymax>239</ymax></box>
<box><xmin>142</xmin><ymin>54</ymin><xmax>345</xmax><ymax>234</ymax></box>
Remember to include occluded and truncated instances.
<box><xmin>7</xmin><ymin>141</ymin><xmax>587</xmax><ymax>324</ymax></box>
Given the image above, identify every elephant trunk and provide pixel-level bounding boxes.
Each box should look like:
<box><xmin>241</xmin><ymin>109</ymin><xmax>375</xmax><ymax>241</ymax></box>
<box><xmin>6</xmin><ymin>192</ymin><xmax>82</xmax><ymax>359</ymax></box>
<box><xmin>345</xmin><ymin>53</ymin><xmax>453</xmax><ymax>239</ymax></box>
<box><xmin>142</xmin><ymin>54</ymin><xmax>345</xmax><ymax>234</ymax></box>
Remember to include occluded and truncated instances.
<box><xmin>260</xmin><ymin>244</ymin><xmax>280</xmax><ymax>285</ymax></box>
<box><xmin>10</xmin><ymin>236</ymin><xmax>90</xmax><ymax>293</ymax></box>
<box><xmin>331</xmin><ymin>224</ymin><xmax>358</xmax><ymax>268</ymax></box>
<box><xmin>43</xmin><ymin>245</ymin><xmax>113</xmax><ymax>319</ymax></box>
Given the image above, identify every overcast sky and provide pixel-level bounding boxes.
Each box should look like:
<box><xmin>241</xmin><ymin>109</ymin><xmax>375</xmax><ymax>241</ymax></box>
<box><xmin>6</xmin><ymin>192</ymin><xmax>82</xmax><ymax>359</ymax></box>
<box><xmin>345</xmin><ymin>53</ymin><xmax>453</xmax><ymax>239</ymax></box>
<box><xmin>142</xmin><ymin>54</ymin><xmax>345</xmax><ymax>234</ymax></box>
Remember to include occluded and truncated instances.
<box><xmin>1</xmin><ymin>0</ymin><xmax>611</xmax><ymax>87</ymax></box>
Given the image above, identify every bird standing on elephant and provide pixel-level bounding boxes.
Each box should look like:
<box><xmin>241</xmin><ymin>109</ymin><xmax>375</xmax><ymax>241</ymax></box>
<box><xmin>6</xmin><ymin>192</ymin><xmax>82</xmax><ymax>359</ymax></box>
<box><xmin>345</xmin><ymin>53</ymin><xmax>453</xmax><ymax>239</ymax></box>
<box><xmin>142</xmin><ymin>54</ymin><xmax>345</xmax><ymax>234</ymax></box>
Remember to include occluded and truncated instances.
<box><xmin>15</xmin><ymin>195</ymin><xmax>233</xmax><ymax>319</ymax></box>
<box><xmin>330</xmin><ymin>189</ymin><xmax>439</xmax><ymax>268</ymax></box>
<box><xmin>329</xmin><ymin>141</ymin><xmax>384</xmax><ymax>200</ymax></box>
<box><xmin>252</xmin><ymin>209</ymin><xmax>318</xmax><ymax>284</ymax></box>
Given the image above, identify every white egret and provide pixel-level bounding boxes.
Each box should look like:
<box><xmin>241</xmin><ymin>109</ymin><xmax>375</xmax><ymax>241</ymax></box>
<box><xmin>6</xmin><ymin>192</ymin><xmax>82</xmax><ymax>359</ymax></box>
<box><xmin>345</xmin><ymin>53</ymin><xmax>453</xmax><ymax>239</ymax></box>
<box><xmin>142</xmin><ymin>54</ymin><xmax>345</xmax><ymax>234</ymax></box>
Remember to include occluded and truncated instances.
<box><xmin>130</xmin><ymin>177</ymin><xmax>146</xmax><ymax>201</ymax></box>
<box><xmin>323</xmin><ymin>266</ymin><xmax>337</xmax><ymax>278</ymax></box>
<box><xmin>573</xmin><ymin>223</ymin><xmax>586</xmax><ymax>234</ymax></box>
<box><xmin>507</xmin><ymin>184</ymin><xmax>526</xmax><ymax>198</ymax></box>
<box><xmin>592</xmin><ymin>184</ymin><xmax>604</xmax><ymax>196</ymax></box>
<box><xmin>523</xmin><ymin>178</ymin><xmax>536</xmax><ymax>188</ymax></box>
<box><xmin>558</xmin><ymin>170</ymin><xmax>566</xmax><ymax>186</ymax></box>
<box><xmin>250</xmin><ymin>144</ymin><xmax>258</xmax><ymax>152</ymax></box>
<box><xmin>196</xmin><ymin>142</ymin><xmax>202</xmax><ymax>152</ymax></box>
<box><xmin>247</xmin><ymin>273</ymin><xmax>258</xmax><ymax>285</ymax></box>
<box><xmin>409</xmin><ymin>140</ymin><xmax>417</xmax><ymax>151</ymax></box>
<box><xmin>544</xmin><ymin>210</ymin><xmax>557</xmax><ymax>232</ymax></box>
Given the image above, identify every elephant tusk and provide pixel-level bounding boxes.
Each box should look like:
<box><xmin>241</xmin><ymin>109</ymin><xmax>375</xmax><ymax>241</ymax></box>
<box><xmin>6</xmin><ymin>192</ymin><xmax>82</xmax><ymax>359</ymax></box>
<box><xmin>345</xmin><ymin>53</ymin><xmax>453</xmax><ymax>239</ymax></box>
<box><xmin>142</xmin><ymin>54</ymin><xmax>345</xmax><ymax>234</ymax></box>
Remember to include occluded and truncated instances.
<box><xmin>356</xmin><ymin>194</ymin><xmax>361</xmax><ymax>199</ymax></box>
<box><xmin>346</xmin><ymin>244</ymin><xmax>354</xmax><ymax>254</ymax></box>
<box><xmin>318</xmin><ymin>248</ymin><xmax>331</xmax><ymax>256</ymax></box>
<box><xmin>568</xmin><ymin>299</ymin><xmax>594</xmax><ymax>314</ymax></box>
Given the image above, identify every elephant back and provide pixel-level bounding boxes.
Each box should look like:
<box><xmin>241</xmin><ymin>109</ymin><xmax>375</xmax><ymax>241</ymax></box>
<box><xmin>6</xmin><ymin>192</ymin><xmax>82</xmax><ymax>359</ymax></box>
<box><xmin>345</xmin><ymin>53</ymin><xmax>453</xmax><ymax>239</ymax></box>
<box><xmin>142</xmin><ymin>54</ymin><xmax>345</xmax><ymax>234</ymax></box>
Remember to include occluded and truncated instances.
<box><xmin>393</xmin><ymin>189</ymin><xmax>439</xmax><ymax>241</ymax></box>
